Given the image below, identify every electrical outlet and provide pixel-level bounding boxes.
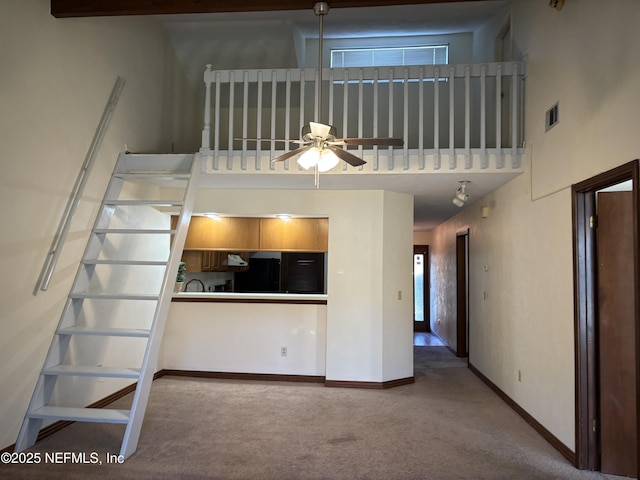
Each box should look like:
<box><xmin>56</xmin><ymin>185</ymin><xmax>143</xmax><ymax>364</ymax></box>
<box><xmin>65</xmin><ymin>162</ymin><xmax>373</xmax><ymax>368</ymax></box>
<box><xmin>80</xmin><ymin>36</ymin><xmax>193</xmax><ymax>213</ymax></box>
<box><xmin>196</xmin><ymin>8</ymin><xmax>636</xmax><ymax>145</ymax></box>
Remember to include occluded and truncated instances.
<box><xmin>518</xmin><ymin>370</ymin><xmax>522</xmax><ymax>382</ymax></box>
<box><xmin>397</xmin><ymin>290</ymin><xmax>402</xmax><ymax>300</ymax></box>
<box><xmin>281</xmin><ymin>346</ymin><xmax>287</xmax><ymax>357</ymax></box>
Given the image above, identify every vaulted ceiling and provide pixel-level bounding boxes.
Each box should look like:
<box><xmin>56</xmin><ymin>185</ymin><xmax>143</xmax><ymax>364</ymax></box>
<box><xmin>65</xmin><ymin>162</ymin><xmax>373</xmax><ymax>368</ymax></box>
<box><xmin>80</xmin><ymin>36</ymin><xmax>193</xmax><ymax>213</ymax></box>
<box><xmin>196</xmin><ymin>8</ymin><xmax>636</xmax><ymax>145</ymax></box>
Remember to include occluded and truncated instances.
<box><xmin>50</xmin><ymin>0</ymin><xmax>518</xmax><ymax>231</ymax></box>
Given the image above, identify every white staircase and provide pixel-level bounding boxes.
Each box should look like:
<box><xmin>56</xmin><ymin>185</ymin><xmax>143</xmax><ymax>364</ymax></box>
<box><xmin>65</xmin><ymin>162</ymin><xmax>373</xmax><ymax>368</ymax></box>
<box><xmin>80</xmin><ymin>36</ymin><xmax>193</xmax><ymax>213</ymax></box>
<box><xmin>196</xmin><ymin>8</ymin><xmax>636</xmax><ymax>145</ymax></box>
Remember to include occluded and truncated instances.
<box><xmin>15</xmin><ymin>152</ymin><xmax>201</xmax><ymax>459</ymax></box>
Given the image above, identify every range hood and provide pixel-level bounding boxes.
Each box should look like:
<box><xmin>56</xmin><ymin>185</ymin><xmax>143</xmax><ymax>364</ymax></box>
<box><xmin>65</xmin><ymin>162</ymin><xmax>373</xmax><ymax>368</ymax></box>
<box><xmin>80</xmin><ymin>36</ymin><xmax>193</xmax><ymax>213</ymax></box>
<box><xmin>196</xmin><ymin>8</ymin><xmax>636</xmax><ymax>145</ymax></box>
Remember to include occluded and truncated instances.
<box><xmin>227</xmin><ymin>253</ymin><xmax>248</xmax><ymax>267</ymax></box>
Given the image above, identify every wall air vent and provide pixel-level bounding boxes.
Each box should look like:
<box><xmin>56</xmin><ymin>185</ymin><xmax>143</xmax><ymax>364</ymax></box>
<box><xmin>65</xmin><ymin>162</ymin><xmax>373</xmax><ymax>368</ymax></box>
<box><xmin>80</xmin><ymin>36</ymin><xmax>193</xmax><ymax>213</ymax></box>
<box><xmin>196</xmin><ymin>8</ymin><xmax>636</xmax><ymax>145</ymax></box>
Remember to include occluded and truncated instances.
<box><xmin>546</xmin><ymin>102</ymin><xmax>559</xmax><ymax>132</ymax></box>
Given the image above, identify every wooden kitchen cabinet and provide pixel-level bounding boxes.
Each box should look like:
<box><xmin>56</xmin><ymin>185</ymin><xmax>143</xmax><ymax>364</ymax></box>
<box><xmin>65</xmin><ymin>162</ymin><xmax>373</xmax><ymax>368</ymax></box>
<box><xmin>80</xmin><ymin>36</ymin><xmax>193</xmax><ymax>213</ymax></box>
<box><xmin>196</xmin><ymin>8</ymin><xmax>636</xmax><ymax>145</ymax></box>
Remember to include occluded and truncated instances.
<box><xmin>181</xmin><ymin>250</ymin><xmax>204</xmax><ymax>272</ymax></box>
<box><xmin>174</xmin><ymin>216</ymin><xmax>260</xmax><ymax>250</ymax></box>
<box><xmin>201</xmin><ymin>251</ymin><xmax>221</xmax><ymax>271</ymax></box>
<box><xmin>174</xmin><ymin>216</ymin><xmax>328</xmax><ymax>254</ymax></box>
<box><xmin>181</xmin><ymin>250</ymin><xmax>249</xmax><ymax>272</ymax></box>
<box><xmin>259</xmin><ymin>218</ymin><xmax>328</xmax><ymax>252</ymax></box>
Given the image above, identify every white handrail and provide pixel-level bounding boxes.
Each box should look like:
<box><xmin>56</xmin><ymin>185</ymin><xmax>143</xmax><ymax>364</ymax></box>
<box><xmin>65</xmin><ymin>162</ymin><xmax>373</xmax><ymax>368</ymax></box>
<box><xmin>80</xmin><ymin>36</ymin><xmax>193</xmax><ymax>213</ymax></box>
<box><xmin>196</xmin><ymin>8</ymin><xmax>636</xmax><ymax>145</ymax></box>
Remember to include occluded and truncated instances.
<box><xmin>37</xmin><ymin>76</ymin><xmax>126</xmax><ymax>293</ymax></box>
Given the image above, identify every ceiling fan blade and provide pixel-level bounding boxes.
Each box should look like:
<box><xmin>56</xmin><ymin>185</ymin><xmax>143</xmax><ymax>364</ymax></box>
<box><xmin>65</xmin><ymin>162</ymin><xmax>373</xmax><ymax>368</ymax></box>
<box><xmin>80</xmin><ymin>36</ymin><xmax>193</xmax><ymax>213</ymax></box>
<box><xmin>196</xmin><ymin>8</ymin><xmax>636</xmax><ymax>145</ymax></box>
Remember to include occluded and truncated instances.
<box><xmin>333</xmin><ymin>137</ymin><xmax>404</xmax><ymax>147</ymax></box>
<box><xmin>327</xmin><ymin>145</ymin><xmax>366</xmax><ymax>167</ymax></box>
<box><xmin>309</xmin><ymin>121</ymin><xmax>333</xmax><ymax>139</ymax></box>
<box><xmin>271</xmin><ymin>145</ymin><xmax>311</xmax><ymax>163</ymax></box>
<box><xmin>235</xmin><ymin>137</ymin><xmax>307</xmax><ymax>145</ymax></box>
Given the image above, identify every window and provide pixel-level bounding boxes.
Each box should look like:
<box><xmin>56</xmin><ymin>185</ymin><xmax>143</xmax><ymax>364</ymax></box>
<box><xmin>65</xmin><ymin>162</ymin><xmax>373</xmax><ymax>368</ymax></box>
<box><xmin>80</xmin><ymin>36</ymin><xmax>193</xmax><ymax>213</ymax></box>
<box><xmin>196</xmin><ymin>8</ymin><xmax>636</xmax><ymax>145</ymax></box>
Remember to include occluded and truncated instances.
<box><xmin>330</xmin><ymin>45</ymin><xmax>448</xmax><ymax>68</ymax></box>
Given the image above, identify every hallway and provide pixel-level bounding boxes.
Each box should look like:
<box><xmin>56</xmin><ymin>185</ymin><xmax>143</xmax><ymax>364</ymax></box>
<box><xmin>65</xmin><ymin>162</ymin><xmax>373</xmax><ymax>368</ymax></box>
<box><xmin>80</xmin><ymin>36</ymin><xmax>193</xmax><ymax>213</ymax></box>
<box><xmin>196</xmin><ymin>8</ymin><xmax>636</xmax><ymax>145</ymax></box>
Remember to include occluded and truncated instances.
<box><xmin>414</xmin><ymin>331</ymin><xmax>447</xmax><ymax>347</ymax></box>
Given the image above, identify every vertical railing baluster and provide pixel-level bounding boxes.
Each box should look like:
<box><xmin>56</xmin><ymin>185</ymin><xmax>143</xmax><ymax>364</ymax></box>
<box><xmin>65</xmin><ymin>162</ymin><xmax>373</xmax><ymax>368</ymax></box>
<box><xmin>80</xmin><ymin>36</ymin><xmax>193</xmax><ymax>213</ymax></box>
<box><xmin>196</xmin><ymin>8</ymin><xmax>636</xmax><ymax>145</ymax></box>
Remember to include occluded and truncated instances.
<box><xmin>511</xmin><ymin>62</ymin><xmax>519</xmax><ymax>168</ymax></box>
<box><xmin>418</xmin><ymin>67</ymin><xmax>424</xmax><ymax>170</ymax></box>
<box><xmin>388</xmin><ymin>68</ymin><xmax>394</xmax><ymax>170</ymax></box>
<box><xmin>464</xmin><ymin>65</ymin><xmax>471</xmax><ymax>168</ymax></box>
<box><xmin>480</xmin><ymin>64</ymin><xmax>487</xmax><ymax>169</ymax></box>
<box><xmin>403</xmin><ymin>67</ymin><xmax>409</xmax><ymax>170</ymax></box>
<box><xmin>227</xmin><ymin>71</ymin><xmax>235</xmax><ymax>170</ymax></box>
<box><xmin>256</xmin><ymin>70</ymin><xmax>263</xmax><ymax>170</ymax></box>
<box><xmin>241</xmin><ymin>71</ymin><xmax>249</xmax><ymax>170</ymax></box>
<box><xmin>449</xmin><ymin>66</ymin><xmax>458</xmax><ymax>168</ymax></box>
<box><xmin>201</xmin><ymin>64</ymin><xmax>212</xmax><ymax>152</ymax></box>
<box><xmin>358</xmin><ymin>68</ymin><xmax>364</xmax><ymax>166</ymax></box>
<box><xmin>298</xmin><ymin>70</ymin><xmax>305</xmax><ymax>170</ymax></box>
<box><xmin>285</xmin><ymin>69</ymin><xmax>292</xmax><ymax>156</ymax></box>
<box><xmin>328</xmin><ymin>69</ymin><xmax>334</xmax><ymax>126</ymax></box>
<box><xmin>342</xmin><ymin>69</ymin><xmax>349</xmax><ymax>171</ymax></box>
<box><xmin>213</xmin><ymin>71</ymin><xmax>221</xmax><ymax>170</ymax></box>
<box><xmin>373</xmin><ymin>69</ymin><xmax>379</xmax><ymax>171</ymax></box>
<box><xmin>270</xmin><ymin>70</ymin><xmax>277</xmax><ymax>169</ymax></box>
<box><xmin>434</xmin><ymin>66</ymin><xmax>440</xmax><ymax>170</ymax></box>
<box><xmin>496</xmin><ymin>63</ymin><xmax>503</xmax><ymax>168</ymax></box>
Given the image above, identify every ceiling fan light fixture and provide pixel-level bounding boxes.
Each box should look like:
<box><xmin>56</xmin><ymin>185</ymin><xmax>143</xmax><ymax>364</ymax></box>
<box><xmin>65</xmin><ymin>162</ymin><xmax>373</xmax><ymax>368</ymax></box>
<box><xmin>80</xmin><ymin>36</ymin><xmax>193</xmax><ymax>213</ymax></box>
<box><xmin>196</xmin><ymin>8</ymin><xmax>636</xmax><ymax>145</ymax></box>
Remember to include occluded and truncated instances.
<box><xmin>298</xmin><ymin>147</ymin><xmax>321</xmax><ymax>170</ymax></box>
<box><xmin>316</xmin><ymin>149</ymin><xmax>340</xmax><ymax>172</ymax></box>
<box><xmin>297</xmin><ymin>147</ymin><xmax>340</xmax><ymax>172</ymax></box>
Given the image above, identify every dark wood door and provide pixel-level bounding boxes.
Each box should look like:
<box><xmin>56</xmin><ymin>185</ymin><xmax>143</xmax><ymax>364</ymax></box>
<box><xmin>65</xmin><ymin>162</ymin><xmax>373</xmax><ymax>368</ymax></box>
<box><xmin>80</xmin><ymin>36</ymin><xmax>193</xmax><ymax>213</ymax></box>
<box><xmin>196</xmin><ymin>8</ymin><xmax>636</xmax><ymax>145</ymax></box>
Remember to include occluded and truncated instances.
<box><xmin>456</xmin><ymin>233</ymin><xmax>468</xmax><ymax>357</ymax></box>
<box><xmin>597</xmin><ymin>191</ymin><xmax>637</xmax><ymax>477</ymax></box>
<box><xmin>414</xmin><ymin>245</ymin><xmax>430</xmax><ymax>332</ymax></box>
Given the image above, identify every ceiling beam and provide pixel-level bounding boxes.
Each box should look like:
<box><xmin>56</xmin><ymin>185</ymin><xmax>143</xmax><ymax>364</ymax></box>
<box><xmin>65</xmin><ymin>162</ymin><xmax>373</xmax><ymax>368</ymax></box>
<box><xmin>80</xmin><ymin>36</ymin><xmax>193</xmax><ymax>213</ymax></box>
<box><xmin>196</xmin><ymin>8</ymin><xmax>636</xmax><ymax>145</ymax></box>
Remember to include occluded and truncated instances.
<box><xmin>51</xmin><ymin>0</ymin><xmax>485</xmax><ymax>18</ymax></box>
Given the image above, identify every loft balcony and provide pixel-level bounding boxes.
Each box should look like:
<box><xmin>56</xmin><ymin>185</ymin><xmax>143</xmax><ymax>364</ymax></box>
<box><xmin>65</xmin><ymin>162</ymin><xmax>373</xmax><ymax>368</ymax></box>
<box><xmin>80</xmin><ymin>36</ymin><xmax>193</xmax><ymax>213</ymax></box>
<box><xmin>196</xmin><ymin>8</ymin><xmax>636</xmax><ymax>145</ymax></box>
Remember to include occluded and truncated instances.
<box><xmin>198</xmin><ymin>61</ymin><xmax>526</xmax><ymax>179</ymax></box>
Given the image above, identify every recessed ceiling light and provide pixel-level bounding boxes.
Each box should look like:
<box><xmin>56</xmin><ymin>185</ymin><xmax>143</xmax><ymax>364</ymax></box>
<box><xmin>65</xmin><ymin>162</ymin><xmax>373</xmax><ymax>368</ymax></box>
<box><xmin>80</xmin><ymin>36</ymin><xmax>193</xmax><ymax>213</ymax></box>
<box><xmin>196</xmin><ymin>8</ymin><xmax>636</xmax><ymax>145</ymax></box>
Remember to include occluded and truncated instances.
<box><xmin>276</xmin><ymin>214</ymin><xmax>292</xmax><ymax>221</ymax></box>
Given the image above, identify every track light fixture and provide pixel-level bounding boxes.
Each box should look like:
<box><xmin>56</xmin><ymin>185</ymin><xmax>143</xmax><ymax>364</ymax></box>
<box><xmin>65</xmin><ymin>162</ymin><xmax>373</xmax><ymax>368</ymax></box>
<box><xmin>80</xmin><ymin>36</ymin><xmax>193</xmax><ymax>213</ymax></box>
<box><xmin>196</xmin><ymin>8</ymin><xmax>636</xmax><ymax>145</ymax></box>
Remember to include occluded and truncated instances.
<box><xmin>452</xmin><ymin>181</ymin><xmax>470</xmax><ymax>207</ymax></box>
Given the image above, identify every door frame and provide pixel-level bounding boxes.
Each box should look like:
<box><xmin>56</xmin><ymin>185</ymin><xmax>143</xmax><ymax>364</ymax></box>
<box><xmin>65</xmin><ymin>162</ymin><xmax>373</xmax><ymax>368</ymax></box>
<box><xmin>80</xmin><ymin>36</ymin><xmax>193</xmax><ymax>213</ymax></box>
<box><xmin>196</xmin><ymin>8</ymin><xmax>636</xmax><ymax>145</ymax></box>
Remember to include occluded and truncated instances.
<box><xmin>413</xmin><ymin>245</ymin><xmax>430</xmax><ymax>332</ymax></box>
<box><xmin>572</xmin><ymin>159</ymin><xmax>640</xmax><ymax>474</ymax></box>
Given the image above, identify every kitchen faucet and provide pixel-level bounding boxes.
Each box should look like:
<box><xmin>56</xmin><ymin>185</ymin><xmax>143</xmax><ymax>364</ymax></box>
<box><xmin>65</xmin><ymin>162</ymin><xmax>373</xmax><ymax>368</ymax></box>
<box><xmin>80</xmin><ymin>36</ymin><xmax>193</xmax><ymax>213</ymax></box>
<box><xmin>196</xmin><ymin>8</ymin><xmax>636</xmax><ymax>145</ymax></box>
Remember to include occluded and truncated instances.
<box><xmin>184</xmin><ymin>278</ymin><xmax>206</xmax><ymax>292</ymax></box>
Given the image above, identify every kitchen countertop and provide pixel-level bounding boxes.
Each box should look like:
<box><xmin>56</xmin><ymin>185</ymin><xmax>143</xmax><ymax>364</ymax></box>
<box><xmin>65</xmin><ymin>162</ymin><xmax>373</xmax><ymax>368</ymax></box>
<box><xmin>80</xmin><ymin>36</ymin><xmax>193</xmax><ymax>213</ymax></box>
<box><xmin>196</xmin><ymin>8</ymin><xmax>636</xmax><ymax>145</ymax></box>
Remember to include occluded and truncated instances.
<box><xmin>172</xmin><ymin>292</ymin><xmax>328</xmax><ymax>304</ymax></box>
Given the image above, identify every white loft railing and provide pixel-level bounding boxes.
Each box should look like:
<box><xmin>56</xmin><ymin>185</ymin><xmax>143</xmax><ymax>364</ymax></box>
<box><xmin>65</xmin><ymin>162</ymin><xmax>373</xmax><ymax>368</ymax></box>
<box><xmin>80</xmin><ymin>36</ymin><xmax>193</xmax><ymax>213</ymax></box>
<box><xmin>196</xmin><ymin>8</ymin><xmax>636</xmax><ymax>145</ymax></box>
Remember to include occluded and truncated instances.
<box><xmin>199</xmin><ymin>62</ymin><xmax>526</xmax><ymax>172</ymax></box>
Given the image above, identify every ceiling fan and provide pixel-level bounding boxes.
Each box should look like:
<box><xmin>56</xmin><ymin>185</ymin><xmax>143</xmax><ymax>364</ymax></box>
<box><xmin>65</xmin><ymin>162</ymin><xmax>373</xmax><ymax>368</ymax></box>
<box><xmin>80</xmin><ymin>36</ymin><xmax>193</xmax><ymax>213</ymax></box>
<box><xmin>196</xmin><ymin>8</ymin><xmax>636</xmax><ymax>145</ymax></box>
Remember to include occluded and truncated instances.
<box><xmin>241</xmin><ymin>2</ymin><xmax>404</xmax><ymax>185</ymax></box>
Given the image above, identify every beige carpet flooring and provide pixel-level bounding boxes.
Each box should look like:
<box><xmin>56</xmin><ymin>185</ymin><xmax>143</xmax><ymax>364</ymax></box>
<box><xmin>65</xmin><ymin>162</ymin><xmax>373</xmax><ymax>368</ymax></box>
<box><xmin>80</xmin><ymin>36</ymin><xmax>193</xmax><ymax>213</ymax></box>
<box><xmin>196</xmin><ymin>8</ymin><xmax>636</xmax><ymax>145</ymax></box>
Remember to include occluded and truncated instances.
<box><xmin>0</xmin><ymin>347</ymin><xmax>625</xmax><ymax>479</ymax></box>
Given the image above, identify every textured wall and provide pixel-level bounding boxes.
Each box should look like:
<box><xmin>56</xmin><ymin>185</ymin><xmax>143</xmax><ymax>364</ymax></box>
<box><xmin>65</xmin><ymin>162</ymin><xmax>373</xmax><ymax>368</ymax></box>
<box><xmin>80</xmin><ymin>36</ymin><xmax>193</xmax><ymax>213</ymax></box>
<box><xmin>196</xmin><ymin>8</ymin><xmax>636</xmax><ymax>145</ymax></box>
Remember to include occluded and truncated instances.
<box><xmin>428</xmin><ymin>0</ymin><xmax>640</xmax><ymax>451</ymax></box>
<box><xmin>0</xmin><ymin>0</ymin><xmax>199</xmax><ymax>450</ymax></box>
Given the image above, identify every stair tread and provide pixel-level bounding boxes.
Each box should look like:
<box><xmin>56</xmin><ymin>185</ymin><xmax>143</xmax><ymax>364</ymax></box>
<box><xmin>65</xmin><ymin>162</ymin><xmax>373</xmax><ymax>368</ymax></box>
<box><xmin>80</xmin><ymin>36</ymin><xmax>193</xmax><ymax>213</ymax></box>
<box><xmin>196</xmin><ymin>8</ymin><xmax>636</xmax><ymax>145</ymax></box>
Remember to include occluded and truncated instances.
<box><xmin>82</xmin><ymin>260</ymin><xmax>168</xmax><ymax>266</ymax></box>
<box><xmin>113</xmin><ymin>172</ymin><xmax>190</xmax><ymax>179</ymax></box>
<box><xmin>43</xmin><ymin>365</ymin><xmax>141</xmax><ymax>378</ymax></box>
<box><xmin>93</xmin><ymin>228</ymin><xmax>176</xmax><ymax>234</ymax></box>
<box><xmin>70</xmin><ymin>293</ymin><xmax>160</xmax><ymax>300</ymax></box>
<box><xmin>103</xmin><ymin>200</ymin><xmax>184</xmax><ymax>206</ymax></box>
<box><xmin>58</xmin><ymin>326</ymin><xmax>151</xmax><ymax>337</ymax></box>
<box><xmin>29</xmin><ymin>406</ymin><xmax>130</xmax><ymax>424</ymax></box>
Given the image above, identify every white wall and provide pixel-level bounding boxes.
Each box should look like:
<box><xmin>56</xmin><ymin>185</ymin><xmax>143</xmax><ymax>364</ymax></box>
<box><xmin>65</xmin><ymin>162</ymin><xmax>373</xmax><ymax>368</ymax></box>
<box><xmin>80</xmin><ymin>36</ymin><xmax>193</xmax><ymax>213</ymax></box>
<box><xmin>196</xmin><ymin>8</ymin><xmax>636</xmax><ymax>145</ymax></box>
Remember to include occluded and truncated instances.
<box><xmin>0</xmin><ymin>0</ymin><xmax>199</xmax><ymax>449</ymax></box>
<box><xmin>382</xmin><ymin>192</ymin><xmax>414</xmax><ymax>381</ymax></box>
<box><xmin>472</xmin><ymin>6</ymin><xmax>510</xmax><ymax>63</ymax></box>
<box><xmin>163</xmin><ymin>303</ymin><xmax>327</xmax><ymax>376</ymax></box>
<box><xmin>429</xmin><ymin>0</ymin><xmax>640</xmax><ymax>452</ymax></box>
<box><xmin>168</xmin><ymin>188</ymin><xmax>414</xmax><ymax>383</ymax></box>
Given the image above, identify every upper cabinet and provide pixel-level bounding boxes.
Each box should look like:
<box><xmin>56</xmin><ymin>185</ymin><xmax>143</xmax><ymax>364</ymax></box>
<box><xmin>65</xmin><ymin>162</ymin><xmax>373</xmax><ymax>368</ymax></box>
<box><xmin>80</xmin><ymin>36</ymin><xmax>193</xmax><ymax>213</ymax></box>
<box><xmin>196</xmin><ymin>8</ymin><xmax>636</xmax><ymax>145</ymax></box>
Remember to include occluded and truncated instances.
<box><xmin>174</xmin><ymin>216</ymin><xmax>328</xmax><ymax>253</ymax></box>
<box><xmin>177</xmin><ymin>216</ymin><xmax>260</xmax><ymax>250</ymax></box>
<box><xmin>259</xmin><ymin>218</ymin><xmax>328</xmax><ymax>252</ymax></box>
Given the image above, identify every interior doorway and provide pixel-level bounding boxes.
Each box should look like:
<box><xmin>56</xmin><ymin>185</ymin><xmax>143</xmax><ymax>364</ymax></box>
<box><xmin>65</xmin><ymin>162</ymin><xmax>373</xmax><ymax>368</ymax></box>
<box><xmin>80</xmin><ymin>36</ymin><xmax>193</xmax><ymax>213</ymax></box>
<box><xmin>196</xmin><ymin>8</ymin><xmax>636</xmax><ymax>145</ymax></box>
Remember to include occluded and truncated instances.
<box><xmin>456</xmin><ymin>231</ymin><xmax>469</xmax><ymax>357</ymax></box>
<box><xmin>413</xmin><ymin>245</ymin><xmax>430</xmax><ymax>332</ymax></box>
<box><xmin>572</xmin><ymin>160</ymin><xmax>639</xmax><ymax>477</ymax></box>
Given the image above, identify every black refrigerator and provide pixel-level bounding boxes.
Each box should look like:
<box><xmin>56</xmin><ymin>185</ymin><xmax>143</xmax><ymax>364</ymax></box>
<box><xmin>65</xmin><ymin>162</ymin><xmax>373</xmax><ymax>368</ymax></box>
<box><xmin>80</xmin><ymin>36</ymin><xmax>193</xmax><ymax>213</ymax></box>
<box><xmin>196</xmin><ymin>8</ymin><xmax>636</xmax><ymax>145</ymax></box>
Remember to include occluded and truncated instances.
<box><xmin>234</xmin><ymin>258</ymin><xmax>280</xmax><ymax>293</ymax></box>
